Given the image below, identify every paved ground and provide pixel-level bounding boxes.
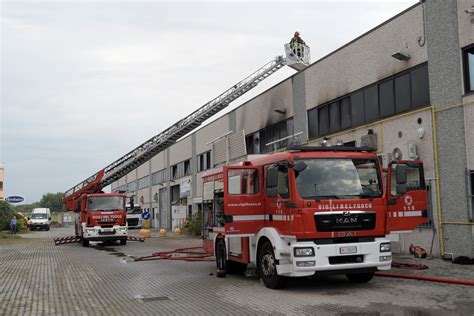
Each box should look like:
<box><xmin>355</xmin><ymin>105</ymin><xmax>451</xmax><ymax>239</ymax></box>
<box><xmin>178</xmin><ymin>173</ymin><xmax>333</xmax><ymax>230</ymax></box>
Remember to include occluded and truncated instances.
<box><xmin>0</xmin><ymin>227</ymin><xmax>473</xmax><ymax>315</ymax></box>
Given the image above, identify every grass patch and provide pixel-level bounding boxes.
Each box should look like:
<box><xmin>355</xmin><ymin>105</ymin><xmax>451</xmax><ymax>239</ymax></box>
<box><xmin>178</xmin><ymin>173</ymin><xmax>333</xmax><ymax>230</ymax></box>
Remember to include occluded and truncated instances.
<box><xmin>0</xmin><ymin>231</ymin><xmax>23</xmax><ymax>242</ymax></box>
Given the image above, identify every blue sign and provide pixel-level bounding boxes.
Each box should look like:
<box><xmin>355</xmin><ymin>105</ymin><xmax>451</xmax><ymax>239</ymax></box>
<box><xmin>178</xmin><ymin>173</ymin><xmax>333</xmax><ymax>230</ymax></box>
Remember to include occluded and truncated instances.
<box><xmin>6</xmin><ymin>196</ymin><xmax>24</xmax><ymax>203</ymax></box>
<box><xmin>142</xmin><ymin>211</ymin><xmax>151</xmax><ymax>220</ymax></box>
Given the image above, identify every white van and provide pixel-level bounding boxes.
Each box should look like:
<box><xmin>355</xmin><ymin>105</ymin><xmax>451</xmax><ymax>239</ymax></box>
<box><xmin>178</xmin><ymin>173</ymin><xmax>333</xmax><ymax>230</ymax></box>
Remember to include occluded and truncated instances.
<box><xmin>126</xmin><ymin>203</ymin><xmax>143</xmax><ymax>229</ymax></box>
<box><xmin>30</xmin><ymin>208</ymin><xmax>52</xmax><ymax>231</ymax></box>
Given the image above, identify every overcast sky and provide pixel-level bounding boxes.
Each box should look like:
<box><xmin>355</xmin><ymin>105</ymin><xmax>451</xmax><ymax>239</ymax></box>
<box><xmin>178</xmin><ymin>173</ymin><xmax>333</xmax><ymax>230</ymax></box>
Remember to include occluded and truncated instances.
<box><xmin>1</xmin><ymin>0</ymin><xmax>417</xmax><ymax>203</ymax></box>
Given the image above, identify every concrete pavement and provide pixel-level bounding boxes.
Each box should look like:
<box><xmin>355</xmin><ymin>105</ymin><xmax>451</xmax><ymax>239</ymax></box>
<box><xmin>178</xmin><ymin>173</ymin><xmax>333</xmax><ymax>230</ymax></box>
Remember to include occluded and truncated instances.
<box><xmin>0</xmin><ymin>227</ymin><xmax>473</xmax><ymax>315</ymax></box>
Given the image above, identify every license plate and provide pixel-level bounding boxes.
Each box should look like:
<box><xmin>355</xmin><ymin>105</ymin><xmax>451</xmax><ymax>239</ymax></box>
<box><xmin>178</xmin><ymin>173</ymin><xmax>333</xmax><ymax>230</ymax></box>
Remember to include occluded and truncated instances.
<box><xmin>340</xmin><ymin>246</ymin><xmax>357</xmax><ymax>254</ymax></box>
<box><xmin>102</xmin><ymin>228</ymin><xmax>113</xmax><ymax>232</ymax></box>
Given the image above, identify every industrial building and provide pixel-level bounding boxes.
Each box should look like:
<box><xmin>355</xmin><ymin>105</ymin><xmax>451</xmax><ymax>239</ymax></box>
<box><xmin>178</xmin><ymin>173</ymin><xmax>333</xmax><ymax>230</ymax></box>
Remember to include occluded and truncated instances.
<box><xmin>111</xmin><ymin>0</ymin><xmax>474</xmax><ymax>258</ymax></box>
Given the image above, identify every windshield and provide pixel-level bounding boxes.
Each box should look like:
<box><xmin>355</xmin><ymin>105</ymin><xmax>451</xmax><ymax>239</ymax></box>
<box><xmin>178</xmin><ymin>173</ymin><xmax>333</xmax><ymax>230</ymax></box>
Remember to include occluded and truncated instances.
<box><xmin>126</xmin><ymin>206</ymin><xmax>142</xmax><ymax>214</ymax></box>
<box><xmin>31</xmin><ymin>213</ymin><xmax>47</xmax><ymax>219</ymax></box>
<box><xmin>88</xmin><ymin>196</ymin><xmax>125</xmax><ymax>211</ymax></box>
<box><xmin>295</xmin><ymin>158</ymin><xmax>382</xmax><ymax>199</ymax></box>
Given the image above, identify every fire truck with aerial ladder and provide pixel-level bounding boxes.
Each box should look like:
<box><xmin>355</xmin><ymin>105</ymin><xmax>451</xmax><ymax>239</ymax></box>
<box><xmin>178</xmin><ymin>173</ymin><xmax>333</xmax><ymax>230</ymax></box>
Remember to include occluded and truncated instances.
<box><xmin>62</xmin><ymin>35</ymin><xmax>309</xmax><ymax>247</ymax></box>
<box><xmin>63</xmin><ymin>35</ymin><xmax>428</xmax><ymax>289</ymax></box>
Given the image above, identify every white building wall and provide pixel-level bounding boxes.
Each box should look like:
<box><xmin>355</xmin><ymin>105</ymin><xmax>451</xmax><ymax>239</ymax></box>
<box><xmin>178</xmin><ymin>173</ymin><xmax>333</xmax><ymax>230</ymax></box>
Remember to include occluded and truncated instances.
<box><xmin>137</xmin><ymin>161</ymin><xmax>150</xmax><ymax>179</ymax></box>
<box><xmin>304</xmin><ymin>5</ymin><xmax>427</xmax><ymax>109</ymax></box>
<box><xmin>457</xmin><ymin>0</ymin><xmax>474</xmax><ymax>48</ymax></box>
<box><xmin>196</xmin><ymin>115</ymin><xmax>229</xmax><ymax>155</ymax></box>
<box><xmin>151</xmin><ymin>150</ymin><xmax>167</xmax><ymax>173</ymax></box>
<box><xmin>170</xmin><ymin>136</ymin><xmax>192</xmax><ymax>164</ymax></box>
<box><xmin>236</xmin><ymin>79</ymin><xmax>294</xmax><ymax>135</ymax></box>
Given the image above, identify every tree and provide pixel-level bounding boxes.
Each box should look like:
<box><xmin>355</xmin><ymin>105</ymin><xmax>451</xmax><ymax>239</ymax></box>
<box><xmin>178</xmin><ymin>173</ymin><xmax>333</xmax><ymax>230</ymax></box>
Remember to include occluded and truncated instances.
<box><xmin>13</xmin><ymin>202</ymin><xmax>40</xmax><ymax>214</ymax></box>
<box><xmin>39</xmin><ymin>192</ymin><xmax>65</xmax><ymax>212</ymax></box>
<box><xmin>0</xmin><ymin>201</ymin><xmax>14</xmax><ymax>230</ymax></box>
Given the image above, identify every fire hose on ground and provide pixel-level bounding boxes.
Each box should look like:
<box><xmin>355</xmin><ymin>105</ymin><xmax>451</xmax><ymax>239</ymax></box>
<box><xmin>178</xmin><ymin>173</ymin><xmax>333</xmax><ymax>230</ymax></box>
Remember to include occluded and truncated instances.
<box><xmin>134</xmin><ymin>250</ymin><xmax>474</xmax><ymax>286</ymax></box>
<box><xmin>374</xmin><ymin>272</ymin><xmax>474</xmax><ymax>286</ymax></box>
<box><xmin>134</xmin><ymin>247</ymin><xmax>214</xmax><ymax>262</ymax></box>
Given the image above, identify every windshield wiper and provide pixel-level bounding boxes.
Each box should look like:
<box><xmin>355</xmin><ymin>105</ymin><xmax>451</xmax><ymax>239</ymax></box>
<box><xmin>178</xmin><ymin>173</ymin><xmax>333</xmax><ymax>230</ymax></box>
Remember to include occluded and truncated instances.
<box><xmin>314</xmin><ymin>195</ymin><xmax>340</xmax><ymax>201</ymax></box>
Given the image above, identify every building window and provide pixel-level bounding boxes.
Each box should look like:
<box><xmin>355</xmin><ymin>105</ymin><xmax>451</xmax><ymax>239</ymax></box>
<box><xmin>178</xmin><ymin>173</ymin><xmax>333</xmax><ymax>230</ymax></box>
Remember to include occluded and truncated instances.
<box><xmin>329</xmin><ymin>102</ymin><xmax>340</xmax><ymax>132</ymax></box>
<box><xmin>364</xmin><ymin>85</ymin><xmax>379</xmax><ymax>122</ymax></box>
<box><xmin>463</xmin><ymin>45</ymin><xmax>474</xmax><ymax>93</ymax></box>
<box><xmin>138</xmin><ymin>176</ymin><xmax>150</xmax><ymax>190</ymax></box>
<box><xmin>171</xmin><ymin>159</ymin><xmax>191</xmax><ymax>179</ymax></box>
<box><xmin>171</xmin><ymin>165</ymin><xmax>178</xmax><ymax>179</ymax></box>
<box><xmin>470</xmin><ymin>170</ymin><xmax>474</xmax><ymax>220</ymax></box>
<box><xmin>394</xmin><ymin>73</ymin><xmax>411</xmax><ymax>113</ymax></box>
<box><xmin>152</xmin><ymin>168</ymin><xmax>169</xmax><ymax>185</ymax></box>
<box><xmin>127</xmin><ymin>180</ymin><xmax>138</xmax><ymax>192</ymax></box>
<box><xmin>379</xmin><ymin>79</ymin><xmax>395</xmax><ymax>118</ymax></box>
<box><xmin>184</xmin><ymin>159</ymin><xmax>192</xmax><ymax>176</ymax></box>
<box><xmin>198</xmin><ymin>151</ymin><xmax>211</xmax><ymax>172</ymax></box>
<box><xmin>227</xmin><ymin>168</ymin><xmax>259</xmax><ymax>195</ymax></box>
<box><xmin>318</xmin><ymin>106</ymin><xmax>329</xmax><ymax>136</ymax></box>
<box><xmin>307</xmin><ymin>63</ymin><xmax>430</xmax><ymax>140</ymax></box>
<box><xmin>246</xmin><ymin>118</ymin><xmax>294</xmax><ymax>154</ymax></box>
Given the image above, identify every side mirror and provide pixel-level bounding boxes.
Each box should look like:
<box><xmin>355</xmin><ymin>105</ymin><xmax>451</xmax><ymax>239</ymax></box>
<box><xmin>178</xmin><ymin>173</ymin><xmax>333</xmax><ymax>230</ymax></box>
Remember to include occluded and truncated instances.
<box><xmin>395</xmin><ymin>164</ymin><xmax>407</xmax><ymax>184</ymax></box>
<box><xmin>267</xmin><ymin>187</ymin><xmax>278</xmax><ymax>198</ymax></box>
<box><xmin>49</xmin><ymin>217</ymin><xmax>51</xmax><ymax>221</ymax></box>
<box><xmin>267</xmin><ymin>168</ymin><xmax>278</xmax><ymax>188</ymax></box>
<box><xmin>293</xmin><ymin>161</ymin><xmax>307</xmax><ymax>173</ymax></box>
<box><xmin>396</xmin><ymin>183</ymin><xmax>407</xmax><ymax>195</ymax></box>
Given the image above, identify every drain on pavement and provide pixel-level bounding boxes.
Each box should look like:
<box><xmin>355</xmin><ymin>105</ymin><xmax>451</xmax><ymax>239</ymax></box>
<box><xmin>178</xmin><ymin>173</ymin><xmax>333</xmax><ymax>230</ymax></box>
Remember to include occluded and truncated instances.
<box><xmin>141</xmin><ymin>296</ymin><xmax>171</xmax><ymax>302</ymax></box>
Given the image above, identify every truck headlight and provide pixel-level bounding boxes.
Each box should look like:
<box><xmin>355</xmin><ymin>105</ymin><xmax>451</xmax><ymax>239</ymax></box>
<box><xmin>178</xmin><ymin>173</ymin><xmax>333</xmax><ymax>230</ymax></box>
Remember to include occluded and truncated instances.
<box><xmin>296</xmin><ymin>260</ymin><xmax>316</xmax><ymax>267</ymax></box>
<box><xmin>379</xmin><ymin>255</ymin><xmax>392</xmax><ymax>262</ymax></box>
<box><xmin>85</xmin><ymin>229</ymin><xmax>94</xmax><ymax>233</ymax></box>
<box><xmin>119</xmin><ymin>227</ymin><xmax>127</xmax><ymax>232</ymax></box>
<box><xmin>380</xmin><ymin>242</ymin><xmax>391</xmax><ymax>252</ymax></box>
<box><xmin>294</xmin><ymin>247</ymin><xmax>314</xmax><ymax>257</ymax></box>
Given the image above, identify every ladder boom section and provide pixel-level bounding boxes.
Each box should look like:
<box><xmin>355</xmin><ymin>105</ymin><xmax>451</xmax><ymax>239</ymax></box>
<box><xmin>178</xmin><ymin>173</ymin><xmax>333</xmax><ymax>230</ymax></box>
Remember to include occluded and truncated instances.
<box><xmin>64</xmin><ymin>169</ymin><xmax>105</xmax><ymax>212</ymax></box>
<box><xmin>64</xmin><ymin>55</ymin><xmax>286</xmax><ymax>196</ymax></box>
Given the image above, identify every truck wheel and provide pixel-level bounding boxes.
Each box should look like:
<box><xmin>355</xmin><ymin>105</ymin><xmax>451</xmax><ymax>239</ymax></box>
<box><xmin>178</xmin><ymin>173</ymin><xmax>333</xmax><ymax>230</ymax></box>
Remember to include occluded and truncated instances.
<box><xmin>82</xmin><ymin>238</ymin><xmax>90</xmax><ymax>247</ymax></box>
<box><xmin>215</xmin><ymin>237</ymin><xmax>227</xmax><ymax>278</ymax></box>
<box><xmin>258</xmin><ymin>241</ymin><xmax>286</xmax><ymax>289</ymax></box>
<box><xmin>346</xmin><ymin>272</ymin><xmax>374</xmax><ymax>283</ymax></box>
<box><xmin>46</xmin><ymin>225</ymin><xmax>50</xmax><ymax>231</ymax></box>
<box><xmin>120</xmin><ymin>239</ymin><xmax>127</xmax><ymax>245</ymax></box>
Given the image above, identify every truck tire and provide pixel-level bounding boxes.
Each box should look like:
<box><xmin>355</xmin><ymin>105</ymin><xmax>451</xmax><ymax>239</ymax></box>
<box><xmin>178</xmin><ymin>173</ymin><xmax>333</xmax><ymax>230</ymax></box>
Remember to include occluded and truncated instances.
<box><xmin>215</xmin><ymin>237</ymin><xmax>227</xmax><ymax>278</ymax></box>
<box><xmin>258</xmin><ymin>241</ymin><xmax>286</xmax><ymax>289</ymax></box>
<box><xmin>346</xmin><ymin>272</ymin><xmax>374</xmax><ymax>283</ymax></box>
<box><xmin>46</xmin><ymin>225</ymin><xmax>50</xmax><ymax>231</ymax></box>
<box><xmin>120</xmin><ymin>239</ymin><xmax>127</xmax><ymax>245</ymax></box>
<box><xmin>82</xmin><ymin>238</ymin><xmax>90</xmax><ymax>247</ymax></box>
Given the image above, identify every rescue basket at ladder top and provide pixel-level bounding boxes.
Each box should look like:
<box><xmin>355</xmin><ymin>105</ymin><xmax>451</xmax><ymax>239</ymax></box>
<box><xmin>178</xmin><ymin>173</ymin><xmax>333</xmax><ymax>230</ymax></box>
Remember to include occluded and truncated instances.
<box><xmin>284</xmin><ymin>42</ymin><xmax>311</xmax><ymax>71</ymax></box>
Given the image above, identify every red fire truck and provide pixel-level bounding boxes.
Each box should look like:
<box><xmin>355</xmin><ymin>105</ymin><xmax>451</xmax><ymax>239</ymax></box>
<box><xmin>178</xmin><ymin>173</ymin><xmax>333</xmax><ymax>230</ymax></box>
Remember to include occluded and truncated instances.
<box><xmin>64</xmin><ymin>170</ymin><xmax>128</xmax><ymax>247</ymax></box>
<box><xmin>202</xmin><ymin>146</ymin><xmax>428</xmax><ymax>289</ymax></box>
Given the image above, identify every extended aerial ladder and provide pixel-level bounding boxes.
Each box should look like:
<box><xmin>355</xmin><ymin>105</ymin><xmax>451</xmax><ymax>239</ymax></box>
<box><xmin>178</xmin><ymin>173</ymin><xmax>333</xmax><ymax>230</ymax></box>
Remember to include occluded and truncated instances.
<box><xmin>64</xmin><ymin>39</ymin><xmax>311</xmax><ymax>211</ymax></box>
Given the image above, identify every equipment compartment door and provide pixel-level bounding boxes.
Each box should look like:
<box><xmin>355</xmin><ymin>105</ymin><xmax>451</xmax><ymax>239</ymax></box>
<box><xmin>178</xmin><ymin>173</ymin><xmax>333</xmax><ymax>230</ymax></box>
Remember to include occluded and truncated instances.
<box><xmin>223</xmin><ymin>166</ymin><xmax>265</xmax><ymax>235</ymax></box>
<box><xmin>386</xmin><ymin>161</ymin><xmax>428</xmax><ymax>232</ymax></box>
